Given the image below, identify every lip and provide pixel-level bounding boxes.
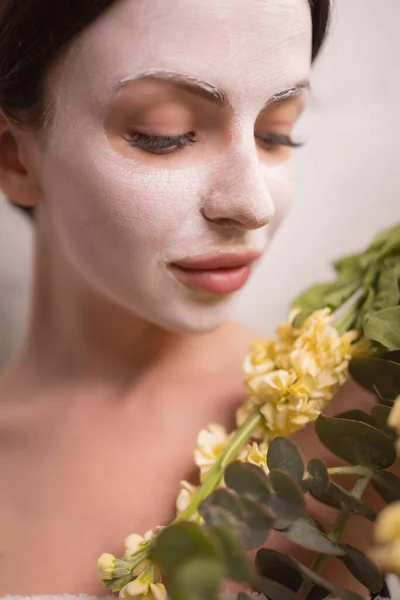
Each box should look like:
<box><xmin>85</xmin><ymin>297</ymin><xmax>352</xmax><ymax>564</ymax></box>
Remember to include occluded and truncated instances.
<box><xmin>169</xmin><ymin>250</ymin><xmax>261</xmax><ymax>294</ymax></box>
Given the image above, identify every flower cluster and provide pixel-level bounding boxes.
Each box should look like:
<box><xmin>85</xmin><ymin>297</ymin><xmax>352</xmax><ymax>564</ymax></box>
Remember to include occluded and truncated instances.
<box><xmin>238</xmin><ymin>308</ymin><xmax>370</xmax><ymax>438</ymax></box>
<box><xmin>372</xmin><ymin>501</ymin><xmax>400</xmax><ymax>575</ymax></box>
<box><xmin>99</xmin><ymin>308</ymin><xmax>371</xmax><ymax>599</ymax></box>
<box><xmin>98</xmin><ymin>528</ymin><xmax>167</xmax><ymax>600</ymax></box>
<box><xmin>388</xmin><ymin>395</ymin><xmax>400</xmax><ymax>454</ymax></box>
<box><xmin>176</xmin><ymin>425</ymin><xmax>269</xmax><ymax>519</ymax></box>
<box><xmin>371</xmin><ymin>395</ymin><xmax>400</xmax><ymax>575</ymax></box>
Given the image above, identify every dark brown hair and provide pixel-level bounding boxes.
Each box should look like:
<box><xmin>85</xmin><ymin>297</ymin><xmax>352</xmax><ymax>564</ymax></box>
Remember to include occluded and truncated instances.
<box><xmin>0</xmin><ymin>0</ymin><xmax>330</xmax><ymax>214</ymax></box>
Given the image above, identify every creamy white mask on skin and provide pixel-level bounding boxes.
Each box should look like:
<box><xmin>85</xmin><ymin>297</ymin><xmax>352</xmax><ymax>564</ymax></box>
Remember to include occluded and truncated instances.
<box><xmin>37</xmin><ymin>0</ymin><xmax>312</xmax><ymax>333</ymax></box>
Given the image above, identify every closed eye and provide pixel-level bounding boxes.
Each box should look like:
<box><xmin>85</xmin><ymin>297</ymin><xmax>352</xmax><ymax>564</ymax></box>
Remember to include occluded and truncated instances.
<box><xmin>255</xmin><ymin>132</ymin><xmax>303</xmax><ymax>149</ymax></box>
<box><xmin>125</xmin><ymin>131</ymin><xmax>197</xmax><ymax>154</ymax></box>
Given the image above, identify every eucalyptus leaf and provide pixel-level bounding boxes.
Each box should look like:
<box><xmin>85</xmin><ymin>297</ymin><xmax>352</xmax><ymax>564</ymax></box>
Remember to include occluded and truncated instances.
<box><xmin>279</xmin><ymin>516</ymin><xmax>345</xmax><ymax>556</ymax></box>
<box><xmin>372</xmin><ymin>471</ymin><xmax>400</xmax><ymax>503</ymax></box>
<box><xmin>335</xmin><ymin>410</ymin><xmax>378</xmax><ymax>428</ymax></box>
<box><xmin>349</xmin><ymin>357</ymin><xmax>400</xmax><ymax>400</ymax></box>
<box><xmin>315</xmin><ymin>414</ymin><xmax>397</xmax><ymax>470</ymax></box>
<box><xmin>364</xmin><ymin>306</ymin><xmax>400</xmax><ymax>350</ymax></box>
<box><xmin>310</xmin><ymin>482</ymin><xmax>377</xmax><ymax>521</ymax></box>
<box><xmin>340</xmin><ymin>544</ymin><xmax>383</xmax><ymax>593</ymax></box>
<box><xmin>237</xmin><ymin>594</ymin><xmax>252</xmax><ymax>600</ymax></box>
<box><xmin>200</xmin><ymin>488</ymin><xmax>244</xmax><ymax>523</ymax></box>
<box><xmin>170</xmin><ymin>558</ymin><xmax>225</xmax><ymax>600</ymax></box>
<box><xmin>199</xmin><ymin>491</ymin><xmax>274</xmax><ymax>551</ymax></box>
<box><xmin>255</xmin><ymin>549</ymin><xmax>302</xmax><ymax>591</ymax></box>
<box><xmin>307</xmin><ymin>458</ymin><xmax>330</xmax><ymax>496</ymax></box>
<box><xmin>239</xmin><ymin>496</ymin><xmax>274</xmax><ymax>550</ymax></box>
<box><xmin>224</xmin><ymin>461</ymin><xmax>271</xmax><ymax>504</ymax></box>
<box><xmin>293</xmin><ymin>560</ymin><xmax>365</xmax><ymax>600</ymax></box>
<box><xmin>384</xmin><ymin>350</ymin><xmax>400</xmax><ymax>363</ymax></box>
<box><xmin>209</xmin><ymin>525</ymin><xmax>253</xmax><ymax>582</ymax></box>
<box><xmin>371</xmin><ymin>405</ymin><xmax>397</xmax><ymax>440</ymax></box>
<box><xmin>151</xmin><ymin>522</ymin><xmax>222</xmax><ymax>576</ymax></box>
<box><xmin>267</xmin><ymin>437</ymin><xmax>304</xmax><ymax>482</ymax></box>
<box><xmin>251</xmin><ymin>575</ymin><xmax>298</xmax><ymax>600</ymax></box>
<box><xmin>268</xmin><ymin>469</ymin><xmax>305</xmax><ymax>529</ymax></box>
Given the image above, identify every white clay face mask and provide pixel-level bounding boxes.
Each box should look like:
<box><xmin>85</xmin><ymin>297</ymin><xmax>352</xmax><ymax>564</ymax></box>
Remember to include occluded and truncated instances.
<box><xmin>38</xmin><ymin>0</ymin><xmax>312</xmax><ymax>333</ymax></box>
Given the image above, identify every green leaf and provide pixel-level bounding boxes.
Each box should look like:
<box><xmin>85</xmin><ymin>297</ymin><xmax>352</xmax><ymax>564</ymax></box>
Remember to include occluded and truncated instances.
<box><xmin>239</xmin><ymin>497</ymin><xmax>275</xmax><ymax>550</ymax></box>
<box><xmin>333</xmin><ymin>253</ymin><xmax>362</xmax><ymax>275</ymax></box>
<box><xmin>368</xmin><ymin>223</ymin><xmax>400</xmax><ymax>252</ymax></box>
<box><xmin>224</xmin><ymin>461</ymin><xmax>271</xmax><ymax>504</ymax></box>
<box><xmin>293</xmin><ymin>560</ymin><xmax>365</xmax><ymax>600</ymax></box>
<box><xmin>372</xmin><ymin>471</ymin><xmax>400</xmax><ymax>503</ymax></box>
<box><xmin>340</xmin><ymin>544</ymin><xmax>383</xmax><ymax>593</ymax></box>
<box><xmin>200</xmin><ymin>489</ymin><xmax>274</xmax><ymax>551</ymax></box>
<box><xmin>209</xmin><ymin>525</ymin><xmax>253</xmax><ymax>582</ymax></box>
<box><xmin>151</xmin><ymin>522</ymin><xmax>222</xmax><ymax>576</ymax></box>
<box><xmin>372</xmin><ymin>263</ymin><xmax>400</xmax><ymax>311</ymax></box>
<box><xmin>335</xmin><ymin>409</ymin><xmax>378</xmax><ymax>428</ymax></box>
<box><xmin>364</xmin><ymin>306</ymin><xmax>400</xmax><ymax>350</ymax></box>
<box><xmin>310</xmin><ymin>482</ymin><xmax>377</xmax><ymax>521</ymax></box>
<box><xmin>323</xmin><ymin>279</ymin><xmax>362</xmax><ymax>310</ymax></box>
<box><xmin>371</xmin><ymin>405</ymin><xmax>397</xmax><ymax>440</ymax></box>
<box><xmin>315</xmin><ymin>414</ymin><xmax>397</xmax><ymax>470</ymax></box>
<box><xmin>255</xmin><ymin>549</ymin><xmax>302</xmax><ymax>591</ymax></box>
<box><xmin>170</xmin><ymin>558</ymin><xmax>225</xmax><ymax>600</ymax></box>
<box><xmin>307</xmin><ymin>458</ymin><xmax>330</xmax><ymax>496</ymax></box>
<box><xmin>237</xmin><ymin>594</ymin><xmax>252</xmax><ymax>600</ymax></box>
<box><xmin>268</xmin><ymin>469</ymin><xmax>305</xmax><ymax>529</ymax></box>
<box><xmin>280</xmin><ymin>516</ymin><xmax>345</xmax><ymax>556</ymax></box>
<box><xmin>251</xmin><ymin>575</ymin><xmax>298</xmax><ymax>600</ymax></box>
<box><xmin>349</xmin><ymin>357</ymin><xmax>400</xmax><ymax>401</ymax></box>
<box><xmin>200</xmin><ymin>488</ymin><xmax>244</xmax><ymax>522</ymax></box>
<box><xmin>291</xmin><ymin>283</ymin><xmax>332</xmax><ymax>313</ymax></box>
<box><xmin>267</xmin><ymin>437</ymin><xmax>304</xmax><ymax>482</ymax></box>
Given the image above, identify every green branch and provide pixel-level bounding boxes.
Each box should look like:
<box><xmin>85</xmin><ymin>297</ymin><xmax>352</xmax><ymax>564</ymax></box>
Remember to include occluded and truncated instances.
<box><xmin>175</xmin><ymin>410</ymin><xmax>264</xmax><ymax>522</ymax></box>
<box><xmin>298</xmin><ymin>474</ymin><xmax>373</xmax><ymax>600</ymax></box>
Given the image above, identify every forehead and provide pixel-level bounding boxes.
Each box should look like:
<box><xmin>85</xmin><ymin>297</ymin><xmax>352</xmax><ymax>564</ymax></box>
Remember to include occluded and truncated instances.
<box><xmin>53</xmin><ymin>0</ymin><xmax>312</xmax><ymax>110</ymax></box>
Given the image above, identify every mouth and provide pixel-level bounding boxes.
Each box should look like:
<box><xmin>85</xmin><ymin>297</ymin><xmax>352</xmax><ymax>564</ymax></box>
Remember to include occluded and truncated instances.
<box><xmin>169</xmin><ymin>250</ymin><xmax>262</xmax><ymax>295</ymax></box>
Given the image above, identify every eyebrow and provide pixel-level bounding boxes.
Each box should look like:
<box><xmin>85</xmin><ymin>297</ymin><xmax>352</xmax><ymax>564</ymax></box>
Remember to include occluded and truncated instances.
<box><xmin>112</xmin><ymin>69</ymin><xmax>310</xmax><ymax>108</ymax></box>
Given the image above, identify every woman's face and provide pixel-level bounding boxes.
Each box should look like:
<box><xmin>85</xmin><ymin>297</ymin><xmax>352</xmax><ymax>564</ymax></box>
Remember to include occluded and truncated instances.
<box><xmin>37</xmin><ymin>0</ymin><xmax>312</xmax><ymax>333</ymax></box>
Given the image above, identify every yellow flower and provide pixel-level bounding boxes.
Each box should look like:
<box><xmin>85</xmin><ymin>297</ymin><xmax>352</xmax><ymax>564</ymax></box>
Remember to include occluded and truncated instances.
<box><xmin>235</xmin><ymin>397</ymin><xmax>267</xmax><ymax>440</ymax></box>
<box><xmin>120</xmin><ymin>581</ymin><xmax>167</xmax><ymax>600</ymax></box>
<box><xmin>97</xmin><ymin>553</ymin><xmax>117</xmax><ymax>580</ymax></box>
<box><xmin>124</xmin><ymin>534</ymin><xmax>147</xmax><ymax>557</ymax></box>
<box><xmin>176</xmin><ymin>480</ymin><xmax>203</xmax><ymax>523</ymax></box>
<box><xmin>239</xmin><ymin>441</ymin><xmax>269</xmax><ymax>474</ymax></box>
<box><xmin>389</xmin><ymin>396</ymin><xmax>400</xmax><ymax>453</ymax></box>
<box><xmin>371</xmin><ymin>501</ymin><xmax>400</xmax><ymax>574</ymax></box>
<box><xmin>194</xmin><ymin>424</ymin><xmax>230</xmax><ymax>478</ymax></box>
<box><xmin>242</xmin><ymin>309</ymin><xmax>371</xmax><ymax>439</ymax></box>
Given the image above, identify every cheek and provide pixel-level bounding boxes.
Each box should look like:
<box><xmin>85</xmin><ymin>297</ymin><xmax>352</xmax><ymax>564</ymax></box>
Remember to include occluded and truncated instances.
<box><xmin>263</xmin><ymin>161</ymin><xmax>294</xmax><ymax>238</ymax></box>
<box><xmin>40</xmin><ymin>130</ymin><xmax>214</xmax><ymax>265</ymax></box>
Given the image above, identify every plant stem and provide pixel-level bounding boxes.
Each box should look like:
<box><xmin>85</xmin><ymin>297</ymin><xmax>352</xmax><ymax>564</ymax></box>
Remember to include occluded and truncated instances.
<box><xmin>175</xmin><ymin>410</ymin><xmax>264</xmax><ymax>522</ymax></box>
<box><xmin>327</xmin><ymin>465</ymin><xmax>372</xmax><ymax>478</ymax></box>
<box><xmin>298</xmin><ymin>474</ymin><xmax>373</xmax><ymax>600</ymax></box>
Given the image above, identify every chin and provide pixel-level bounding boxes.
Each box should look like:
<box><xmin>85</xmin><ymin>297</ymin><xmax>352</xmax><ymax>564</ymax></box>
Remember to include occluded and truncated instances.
<box><xmin>147</xmin><ymin>296</ymin><xmax>237</xmax><ymax>335</ymax></box>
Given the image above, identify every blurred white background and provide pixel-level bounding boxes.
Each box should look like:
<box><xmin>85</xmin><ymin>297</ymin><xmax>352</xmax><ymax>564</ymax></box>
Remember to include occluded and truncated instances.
<box><xmin>0</xmin><ymin>0</ymin><xmax>400</xmax><ymax>368</ymax></box>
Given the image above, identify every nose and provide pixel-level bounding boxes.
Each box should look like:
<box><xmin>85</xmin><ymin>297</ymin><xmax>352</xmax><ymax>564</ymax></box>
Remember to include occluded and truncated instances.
<box><xmin>201</xmin><ymin>152</ymin><xmax>275</xmax><ymax>230</ymax></box>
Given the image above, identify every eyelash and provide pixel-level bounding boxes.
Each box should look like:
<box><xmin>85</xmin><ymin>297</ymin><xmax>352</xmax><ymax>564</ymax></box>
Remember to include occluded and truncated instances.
<box><xmin>125</xmin><ymin>131</ymin><xmax>302</xmax><ymax>154</ymax></box>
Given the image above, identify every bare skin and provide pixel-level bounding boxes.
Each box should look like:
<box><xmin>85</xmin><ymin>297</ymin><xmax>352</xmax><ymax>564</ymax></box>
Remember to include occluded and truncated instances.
<box><xmin>0</xmin><ymin>316</ymin><xmax>389</xmax><ymax>596</ymax></box>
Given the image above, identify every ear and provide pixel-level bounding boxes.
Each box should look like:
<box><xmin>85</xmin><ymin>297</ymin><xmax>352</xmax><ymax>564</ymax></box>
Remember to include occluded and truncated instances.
<box><xmin>0</xmin><ymin>110</ymin><xmax>43</xmax><ymax>207</ymax></box>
